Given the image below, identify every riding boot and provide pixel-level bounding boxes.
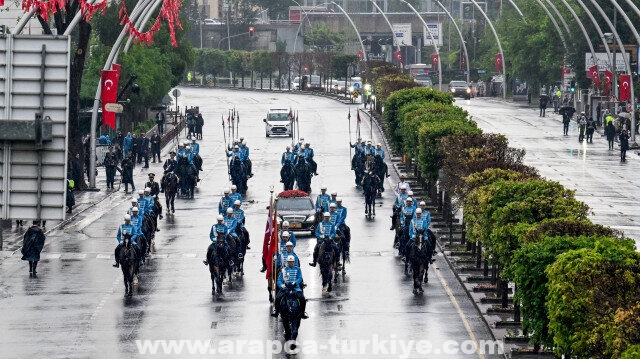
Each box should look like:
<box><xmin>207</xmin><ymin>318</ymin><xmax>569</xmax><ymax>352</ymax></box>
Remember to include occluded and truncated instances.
<box><xmin>32</xmin><ymin>261</ymin><xmax>38</xmax><ymax>276</ymax></box>
<box><xmin>309</xmin><ymin>244</ymin><xmax>319</xmax><ymax>266</ymax></box>
<box><xmin>298</xmin><ymin>292</ymin><xmax>308</xmax><ymax>318</ymax></box>
<box><xmin>113</xmin><ymin>244</ymin><xmax>122</xmax><ymax>267</ymax></box>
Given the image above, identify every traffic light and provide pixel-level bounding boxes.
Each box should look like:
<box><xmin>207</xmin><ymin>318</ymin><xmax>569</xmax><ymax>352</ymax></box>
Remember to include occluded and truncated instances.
<box><xmin>570</xmin><ymin>80</ymin><xmax>576</xmax><ymax>93</ymax></box>
<box><xmin>249</xmin><ymin>27</ymin><xmax>254</xmax><ymax>37</ymax></box>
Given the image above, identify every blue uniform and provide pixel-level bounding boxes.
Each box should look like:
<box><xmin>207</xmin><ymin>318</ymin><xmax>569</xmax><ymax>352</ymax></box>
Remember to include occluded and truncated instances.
<box><xmin>281</xmin><ymin>151</ymin><xmax>295</xmax><ymax>165</ymax></box>
<box><xmin>129</xmin><ymin>214</ymin><xmax>144</xmax><ymax>231</ymax></box>
<box><xmin>229</xmin><ymin>192</ymin><xmax>243</xmax><ymax>205</ymax></box>
<box><xmin>210</xmin><ymin>223</ymin><xmax>229</xmax><ymax>241</ymax></box>
<box><xmin>117</xmin><ymin>223</ymin><xmax>140</xmax><ymax>245</ymax></box>
<box><xmin>218</xmin><ymin>196</ymin><xmax>233</xmax><ymax>214</ymax></box>
<box><xmin>227</xmin><ymin>150</ymin><xmax>244</xmax><ymax>161</ymax></box>
<box><xmin>177</xmin><ymin>148</ymin><xmax>186</xmax><ymax>158</ymax></box>
<box><xmin>279</xmin><ymin>230</ymin><xmax>297</xmax><ymax>247</ymax></box>
<box><xmin>123</xmin><ymin>133</ymin><xmax>133</xmax><ymax>157</ymax></box>
<box><xmin>276</xmin><ymin>250</ymin><xmax>300</xmax><ymax>268</ymax></box>
<box><xmin>350</xmin><ymin>142</ymin><xmax>364</xmax><ymax>156</ymax></box>
<box><xmin>315</xmin><ymin>193</ymin><xmax>331</xmax><ymax>212</ymax></box>
<box><xmin>184</xmin><ymin>151</ymin><xmax>195</xmax><ymax>164</ymax></box>
<box><xmin>315</xmin><ymin>220</ymin><xmax>336</xmax><ymax>241</ymax></box>
<box><xmin>409</xmin><ymin>216</ymin><xmax>431</xmax><ymax>242</ymax></box>
<box><xmin>277</xmin><ymin>266</ymin><xmax>304</xmax><ymax>291</ymax></box>
<box><xmin>144</xmin><ymin>195</ymin><xmax>156</xmax><ymax>213</ymax></box>
<box><xmin>336</xmin><ymin>205</ymin><xmax>347</xmax><ymax>226</ymax></box>
<box><xmin>375</xmin><ymin>148</ymin><xmax>385</xmax><ymax>159</ymax></box>
<box><xmin>364</xmin><ymin>145</ymin><xmax>375</xmax><ymax>156</ymax></box>
<box><xmin>224</xmin><ymin>216</ymin><xmax>238</xmax><ymax>238</ymax></box>
<box><xmin>293</xmin><ymin>142</ymin><xmax>303</xmax><ymax>154</ymax></box>
<box><xmin>232</xmin><ymin>208</ymin><xmax>245</xmax><ymax>227</ymax></box>
<box><xmin>190</xmin><ymin>142</ymin><xmax>200</xmax><ymax>155</ymax></box>
<box><xmin>241</xmin><ymin>145</ymin><xmax>249</xmax><ymax>160</ymax></box>
<box><xmin>401</xmin><ymin>203</ymin><xmax>417</xmax><ymax>227</ymax></box>
<box><xmin>305</xmin><ymin>147</ymin><xmax>314</xmax><ymax>160</ymax></box>
<box><xmin>394</xmin><ymin>192</ymin><xmax>409</xmax><ymax>208</ymax></box>
<box><xmin>329</xmin><ymin>211</ymin><xmax>340</xmax><ymax>227</ymax></box>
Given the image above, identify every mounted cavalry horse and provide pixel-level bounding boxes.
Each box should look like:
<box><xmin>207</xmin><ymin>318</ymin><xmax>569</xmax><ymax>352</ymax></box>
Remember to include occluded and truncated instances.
<box><xmin>229</xmin><ymin>157</ymin><xmax>248</xmax><ymax>196</ymax></box>
<box><xmin>119</xmin><ymin>234</ymin><xmax>139</xmax><ymax>297</ymax></box>
<box><xmin>176</xmin><ymin>156</ymin><xmax>197</xmax><ymax>198</ymax></box>
<box><xmin>361</xmin><ymin>171</ymin><xmax>380</xmax><ymax>218</ymax></box>
<box><xmin>293</xmin><ymin>156</ymin><xmax>312</xmax><ymax>193</ymax></box>
<box><xmin>407</xmin><ymin>229</ymin><xmax>435</xmax><ymax>295</ymax></box>
<box><xmin>162</xmin><ymin>172</ymin><xmax>178</xmax><ymax>214</ymax></box>
<box><xmin>277</xmin><ymin>282</ymin><xmax>304</xmax><ymax>344</ymax></box>
<box><xmin>280</xmin><ymin>159</ymin><xmax>295</xmax><ymax>191</ymax></box>
<box><xmin>206</xmin><ymin>234</ymin><xmax>234</xmax><ymax>298</ymax></box>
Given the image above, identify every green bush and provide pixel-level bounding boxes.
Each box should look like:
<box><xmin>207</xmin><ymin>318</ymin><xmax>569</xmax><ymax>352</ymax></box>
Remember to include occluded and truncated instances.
<box><xmin>133</xmin><ymin>118</ymin><xmax>156</xmax><ymax>134</ymax></box>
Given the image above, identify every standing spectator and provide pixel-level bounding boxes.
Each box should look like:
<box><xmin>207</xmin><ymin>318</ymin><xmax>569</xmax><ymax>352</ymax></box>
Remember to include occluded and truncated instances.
<box><xmin>196</xmin><ymin>113</ymin><xmax>204</xmax><ymax>140</ymax></box>
<box><xmin>113</xmin><ymin>142</ymin><xmax>123</xmax><ymax>163</ymax></box>
<box><xmin>620</xmin><ymin>129</ymin><xmax>630</xmax><ymax>162</ymax></box>
<box><xmin>552</xmin><ymin>87</ymin><xmax>559</xmax><ymax>113</ymax></box>
<box><xmin>104</xmin><ymin>145</ymin><xmax>118</xmax><ymax>189</ymax></box>
<box><xmin>70</xmin><ymin>153</ymin><xmax>84</xmax><ymax>189</ymax></box>
<box><xmin>121</xmin><ymin>154</ymin><xmax>135</xmax><ymax>193</ymax></box>
<box><xmin>21</xmin><ymin>221</ymin><xmax>46</xmax><ymax>277</ymax></box>
<box><xmin>605</xmin><ymin>121</ymin><xmax>616</xmax><ymax>150</ymax></box>
<box><xmin>539</xmin><ymin>95</ymin><xmax>548</xmax><ymax>117</ymax></box>
<box><xmin>66</xmin><ymin>178</ymin><xmax>75</xmax><ymax>213</ymax></box>
<box><xmin>562</xmin><ymin>112</ymin><xmax>571</xmax><ymax>136</ymax></box>
<box><xmin>122</xmin><ymin>132</ymin><xmax>133</xmax><ymax>158</ymax></box>
<box><xmin>585</xmin><ymin>116</ymin><xmax>595</xmax><ymax>143</ymax></box>
<box><xmin>140</xmin><ymin>132</ymin><xmax>150</xmax><ymax>168</ymax></box>
<box><xmin>577</xmin><ymin>113</ymin><xmax>587</xmax><ymax>143</ymax></box>
<box><xmin>132</xmin><ymin>133</ymin><xmax>140</xmax><ymax>164</ymax></box>
<box><xmin>83</xmin><ymin>135</ymin><xmax>91</xmax><ymax>180</ymax></box>
<box><xmin>155</xmin><ymin>111</ymin><xmax>165</xmax><ymax>136</ymax></box>
<box><xmin>150</xmin><ymin>131</ymin><xmax>161</xmax><ymax>163</ymax></box>
<box><xmin>115</xmin><ymin>131</ymin><xmax>124</xmax><ymax>150</ymax></box>
<box><xmin>596</xmin><ymin>103</ymin><xmax>602</xmax><ymax>126</ymax></box>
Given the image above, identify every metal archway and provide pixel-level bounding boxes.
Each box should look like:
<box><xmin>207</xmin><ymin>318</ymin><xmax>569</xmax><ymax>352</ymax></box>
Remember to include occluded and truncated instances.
<box><xmin>469</xmin><ymin>0</ymin><xmax>506</xmax><ymax>99</ymax></box>
<box><xmin>369</xmin><ymin>0</ymin><xmax>401</xmax><ymax>66</ymax></box>
<box><xmin>435</xmin><ymin>0</ymin><xmax>470</xmax><ymax>83</ymax></box>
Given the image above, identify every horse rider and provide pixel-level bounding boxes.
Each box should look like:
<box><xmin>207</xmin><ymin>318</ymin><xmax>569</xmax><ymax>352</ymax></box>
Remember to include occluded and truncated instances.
<box><xmin>328</xmin><ymin>191</ymin><xmax>338</xmax><ymax>208</ymax></box>
<box><xmin>128</xmin><ymin>198</ymin><xmax>142</xmax><ymax>216</ymax></box>
<box><xmin>282</xmin><ymin>146</ymin><xmax>295</xmax><ymax>165</ymax></box>
<box><xmin>276</xmin><ymin>231</ymin><xmax>294</xmax><ymax>266</ymax></box>
<box><xmin>160</xmin><ymin>151</ymin><xmax>177</xmax><ymax>193</ymax></box>
<box><xmin>375</xmin><ymin>143</ymin><xmax>385</xmax><ymax>159</ymax></box>
<box><xmin>349</xmin><ymin>137</ymin><xmax>364</xmax><ymax>170</ymax></box>
<box><xmin>280</xmin><ymin>221</ymin><xmax>297</xmax><ymax>247</ymax></box>
<box><xmin>309</xmin><ymin>212</ymin><xmax>339</xmax><ymax>267</ymax></box>
<box><xmin>224</xmin><ymin>207</ymin><xmax>239</xmax><ymax>241</ymax></box>
<box><xmin>304</xmin><ymin>141</ymin><xmax>319</xmax><ymax>176</ymax></box>
<box><xmin>232</xmin><ymin>200</ymin><xmax>250</xmax><ymax>249</ymax></box>
<box><xmin>144</xmin><ymin>187</ymin><xmax>161</xmax><ymax>228</ymax></box>
<box><xmin>136</xmin><ymin>190</ymin><xmax>149</xmax><ymax>217</ymax></box>
<box><xmin>177</xmin><ymin>142</ymin><xmax>186</xmax><ymax>159</ymax></box>
<box><xmin>414</xmin><ymin>201</ymin><xmax>431</xmax><ymax>222</ymax></box>
<box><xmin>390</xmin><ymin>185</ymin><xmax>409</xmax><ymax>230</ymax></box>
<box><xmin>276</xmin><ymin>239</ymin><xmax>300</xmax><ymax>269</ymax></box>
<box><xmin>113</xmin><ymin>214</ymin><xmax>141</xmax><ymax>268</ymax></box>
<box><xmin>218</xmin><ymin>188</ymin><xmax>233</xmax><ymax>214</ymax></box>
<box><xmin>203</xmin><ymin>215</ymin><xmax>233</xmax><ymax>266</ymax></box>
<box><xmin>229</xmin><ymin>185</ymin><xmax>243</xmax><ymax>204</ymax></box>
<box><xmin>401</xmin><ymin>197</ymin><xmax>417</xmax><ymax>228</ymax></box>
<box><xmin>145</xmin><ymin>173</ymin><xmax>160</xmax><ymax>198</ymax></box>
<box><xmin>129</xmin><ymin>207</ymin><xmax>144</xmax><ymax>233</ymax></box>
<box><xmin>315</xmin><ymin>186</ymin><xmax>331</xmax><ymax>214</ymax></box>
<box><xmin>104</xmin><ymin>145</ymin><xmax>118</xmax><ymax>189</ymax></box>
<box><xmin>394</xmin><ymin>174</ymin><xmax>412</xmax><ymax>194</ymax></box>
<box><xmin>408</xmin><ymin>208</ymin><xmax>431</xmax><ymax>244</ymax></box>
<box><xmin>293</xmin><ymin>137</ymin><xmax>304</xmax><ymax>154</ymax></box>
<box><xmin>227</xmin><ymin>144</ymin><xmax>244</xmax><ymax>162</ymax></box>
<box><xmin>335</xmin><ymin>197</ymin><xmax>350</xmax><ymax>242</ymax></box>
<box><xmin>364</xmin><ymin>141</ymin><xmax>375</xmax><ymax>156</ymax></box>
<box><xmin>240</xmin><ymin>139</ymin><xmax>253</xmax><ymax>177</ymax></box>
<box><xmin>272</xmin><ymin>255</ymin><xmax>308</xmax><ymax>319</ymax></box>
<box><xmin>190</xmin><ymin>138</ymin><xmax>200</xmax><ymax>155</ymax></box>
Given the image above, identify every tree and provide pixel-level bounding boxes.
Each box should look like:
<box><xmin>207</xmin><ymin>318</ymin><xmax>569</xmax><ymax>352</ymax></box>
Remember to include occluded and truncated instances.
<box><xmin>304</xmin><ymin>23</ymin><xmax>346</xmax><ymax>52</ymax></box>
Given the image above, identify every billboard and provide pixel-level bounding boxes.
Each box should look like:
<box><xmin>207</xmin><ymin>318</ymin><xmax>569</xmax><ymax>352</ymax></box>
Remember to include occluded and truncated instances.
<box><xmin>585</xmin><ymin>52</ymin><xmax>630</xmax><ymax>72</ymax></box>
<box><xmin>423</xmin><ymin>23</ymin><xmax>442</xmax><ymax>46</ymax></box>
<box><xmin>392</xmin><ymin>23</ymin><xmax>412</xmax><ymax>47</ymax></box>
<box><xmin>0</xmin><ymin>35</ymin><xmax>70</xmax><ymax>220</ymax></box>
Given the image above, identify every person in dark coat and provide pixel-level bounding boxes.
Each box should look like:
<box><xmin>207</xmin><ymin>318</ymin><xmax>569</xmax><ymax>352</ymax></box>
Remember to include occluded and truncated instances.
<box><xmin>539</xmin><ymin>96</ymin><xmax>548</xmax><ymax>117</ymax></box>
<box><xmin>155</xmin><ymin>112</ymin><xmax>165</xmax><ymax>136</ymax></box>
<box><xmin>70</xmin><ymin>153</ymin><xmax>83</xmax><ymax>189</ymax></box>
<box><xmin>140</xmin><ymin>132</ymin><xmax>150</xmax><ymax>168</ymax></box>
<box><xmin>620</xmin><ymin>130</ymin><xmax>630</xmax><ymax>162</ymax></box>
<box><xmin>104</xmin><ymin>146</ymin><xmax>118</xmax><ymax>189</ymax></box>
<box><xmin>21</xmin><ymin>221</ymin><xmax>46</xmax><ymax>277</ymax></box>
<box><xmin>150</xmin><ymin>131</ymin><xmax>161</xmax><ymax>163</ymax></box>
<box><xmin>605</xmin><ymin>121</ymin><xmax>616</xmax><ymax>150</ymax></box>
<box><xmin>132</xmin><ymin>133</ymin><xmax>141</xmax><ymax>164</ymax></box>
<box><xmin>121</xmin><ymin>155</ymin><xmax>135</xmax><ymax>193</ymax></box>
<box><xmin>66</xmin><ymin>178</ymin><xmax>75</xmax><ymax>213</ymax></box>
<box><xmin>586</xmin><ymin>117</ymin><xmax>596</xmax><ymax>143</ymax></box>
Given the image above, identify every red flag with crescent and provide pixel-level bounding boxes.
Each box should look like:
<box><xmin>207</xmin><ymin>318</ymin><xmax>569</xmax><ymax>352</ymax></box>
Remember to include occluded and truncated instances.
<box><xmin>620</xmin><ymin>74</ymin><xmax>631</xmax><ymax>102</ymax></box>
<box><xmin>588</xmin><ymin>65</ymin><xmax>600</xmax><ymax>88</ymax></box>
<box><xmin>357</xmin><ymin>49</ymin><xmax>364</xmax><ymax>59</ymax></box>
<box><xmin>394</xmin><ymin>50</ymin><xmax>403</xmax><ymax>64</ymax></box>
<box><xmin>431</xmin><ymin>54</ymin><xmax>439</xmax><ymax>70</ymax></box>
<box><xmin>100</xmin><ymin>69</ymin><xmax>119</xmax><ymax>130</ymax></box>
<box><xmin>605</xmin><ymin>69</ymin><xmax>613</xmax><ymax>95</ymax></box>
<box><xmin>495</xmin><ymin>53</ymin><xmax>502</xmax><ymax>72</ymax></box>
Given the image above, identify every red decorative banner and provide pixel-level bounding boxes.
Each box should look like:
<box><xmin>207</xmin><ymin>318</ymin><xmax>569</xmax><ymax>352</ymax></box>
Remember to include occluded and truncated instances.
<box><xmin>357</xmin><ymin>49</ymin><xmax>364</xmax><ymax>59</ymax></box>
<box><xmin>494</xmin><ymin>53</ymin><xmax>503</xmax><ymax>72</ymax></box>
<box><xmin>431</xmin><ymin>54</ymin><xmax>439</xmax><ymax>70</ymax></box>
<box><xmin>605</xmin><ymin>69</ymin><xmax>613</xmax><ymax>95</ymax></box>
<box><xmin>394</xmin><ymin>50</ymin><xmax>403</xmax><ymax>64</ymax></box>
<box><xmin>22</xmin><ymin>0</ymin><xmax>107</xmax><ymax>21</ymax></box>
<box><xmin>619</xmin><ymin>74</ymin><xmax>631</xmax><ymax>102</ymax></box>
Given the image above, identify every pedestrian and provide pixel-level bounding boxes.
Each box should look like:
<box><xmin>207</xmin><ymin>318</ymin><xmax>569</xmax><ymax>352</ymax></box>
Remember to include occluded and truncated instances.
<box><xmin>562</xmin><ymin>113</ymin><xmax>571</xmax><ymax>136</ymax></box>
<box><xmin>605</xmin><ymin>121</ymin><xmax>616</xmax><ymax>150</ymax></box>
<box><xmin>66</xmin><ymin>178</ymin><xmax>75</xmax><ymax>213</ymax></box>
<box><xmin>620</xmin><ymin>130</ymin><xmax>630</xmax><ymax>162</ymax></box>
<box><xmin>140</xmin><ymin>132</ymin><xmax>150</xmax><ymax>168</ymax></box>
<box><xmin>539</xmin><ymin>95</ymin><xmax>548</xmax><ymax>117</ymax></box>
<box><xmin>70</xmin><ymin>153</ymin><xmax>84</xmax><ymax>189</ymax></box>
<box><xmin>586</xmin><ymin>116</ymin><xmax>595</xmax><ymax>143</ymax></box>
<box><xmin>577</xmin><ymin>113</ymin><xmax>587</xmax><ymax>142</ymax></box>
<box><xmin>196</xmin><ymin>113</ymin><xmax>204</xmax><ymax>140</ymax></box>
<box><xmin>104</xmin><ymin>145</ymin><xmax>118</xmax><ymax>189</ymax></box>
<box><xmin>552</xmin><ymin>87</ymin><xmax>559</xmax><ymax>113</ymax></box>
<box><xmin>155</xmin><ymin>111</ymin><xmax>165</xmax><ymax>136</ymax></box>
<box><xmin>150</xmin><ymin>131</ymin><xmax>161</xmax><ymax>163</ymax></box>
<box><xmin>132</xmin><ymin>133</ymin><xmax>141</xmax><ymax>164</ymax></box>
<box><xmin>115</xmin><ymin>131</ymin><xmax>124</xmax><ymax>150</ymax></box>
<box><xmin>21</xmin><ymin>221</ymin><xmax>46</xmax><ymax>277</ymax></box>
<box><xmin>121</xmin><ymin>154</ymin><xmax>135</xmax><ymax>193</ymax></box>
<box><xmin>596</xmin><ymin>103</ymin><xmax>602</xmax><ymax>125</ymax></box>
<box><xmin>122</xmin><ymin>132</ymin><xmax>133</xmax><ymax>158</ymax></box>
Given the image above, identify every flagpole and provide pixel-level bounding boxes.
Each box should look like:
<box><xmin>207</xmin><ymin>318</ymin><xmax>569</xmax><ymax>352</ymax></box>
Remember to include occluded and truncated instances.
<box><xmin>296</xmin><ymin>111</ymin><xmax>300</xmax><ymax>143</ymax></box>
<box><xmin>227</xmin><ymin>110</ymin><xmax>231</xmax><ymax>146</ymax></box>
<box><xmin>370</xmin><ymin>109</ymin><xmax>373</xmax><ymax>140</ymax></box>
<box><xmin>348</xmin><ymin>109</ymin><xmax>352</xmax><ymax>162</ymax></box>
<box><xmin>222</xmin><ymin>115</ymin><xmax>231</xmax><ymax>181</ymax></box>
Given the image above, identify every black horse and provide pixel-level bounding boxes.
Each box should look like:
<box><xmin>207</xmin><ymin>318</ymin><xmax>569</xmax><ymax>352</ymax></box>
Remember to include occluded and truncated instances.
<box><xmin>333</xmin><ymin>229</ymin><xmax>350</xmax><ymax>279</ymax></box>
<box><xmin>176</xmin><ymin>157</ymin><xmax>197</xmax><ymax>198</ymax></box>
<box><xmin>407</xmin><ymin>231</ymin><xmax>434</xmax><ymax>295</ymax></box>
<box><xmin>163</xmin><ymin>172</ymin><xmax>178</xmax><ymax>214</ymax></box>
<box><xmin>207</xmin><ymin>235</ymin><xmax>233</xmax><ymax>298</ymax></box>
<box><xmin>318</xmin><ymin>239</ymin><xmax>338</xmax><ymax>297</ymax></box>
<box><xmin>229</xmin><ymin>157</ymin><xmax>248</xmax><ymax>195</ymax></box>
<box><xmin>294</xmin><ymin>160</ymin><xmax>312</xmax><ymax>193</ymax></box>
<box><xmin>352</xmin><ymin>155</ymin><xmax>366</xmax><ymax>187</ymax></box>
<box><xmin>232</xmin><ymin>226</ymin><xmax>250</xmax><ymax>277</ymax></box>
<box><xmin>119</xmin><ymin>235</ymin><xmax>138</xmax><ymax>297</ymax></box>
<box><xmin>371</xmin><ymin>155</ymin><xmax>388</xmax><ymax>193</ymax></box>
<box><xmin>361</xmin><ymin>171</ymin><xmax>380</xmax><ymax>218</ymax></box>
<box><xmin>278</xmin><ymin>282</ymin><xmax>304</xmax><ymax>344</ymax></box>
<box><xmin>280</xmin><ymin>160</ymin><xmax>295</xmax><ymax>191</ymax></box>
<box><xmin>193</xmin><ymin>154</ymin><xmax>203</xmax><ymax>185</ymax></box>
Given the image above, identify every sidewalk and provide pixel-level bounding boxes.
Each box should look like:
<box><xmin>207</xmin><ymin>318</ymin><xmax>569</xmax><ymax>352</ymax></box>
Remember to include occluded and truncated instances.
<box><xmin>1</xmin><ymin>120</ymin><xmax>188</xmax><ymax>253</ymax></box>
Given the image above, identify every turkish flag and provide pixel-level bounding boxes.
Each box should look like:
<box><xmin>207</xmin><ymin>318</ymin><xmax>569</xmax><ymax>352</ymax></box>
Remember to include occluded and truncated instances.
<box><xmin>394</xmin><ymin>50</ymin><xmax>403</xmax><ymax>64</ymax></box>
<box><xmin>619</xmin><ymin>74</ymin><xmax>631</xmax><ymax>102</ymax></box>
<box><xmin>357</xmin><ymin>49</ymin><xmax>364</xmax><ymax>59</ymax></box>
<box><xmin>605</xmin><ymin>69</ymin><xmax>613</xmax><ymax>95</ymax></box>
<box><xmin>431</xmin><ymin>54</ymin><xmax>439</xmax><ymax>70</ymax></box>
<box><xmin>495</xmin><ymin>53</ymin><xmax>503</xmax><ymax>72</ymax></box>
<box><xmin>588</xmin><ymin>65</ymin><xmax>600</xmax><ymax>88</ymax></box>
<box><xmin>264</xmin><ymin>197</ymin><xmax>279</xmax><ymax>281</ymax></box>
<box><xmin>100</xmin><ymin>69</ymin><xmax>119</xmax><ymax>130</ymax></box>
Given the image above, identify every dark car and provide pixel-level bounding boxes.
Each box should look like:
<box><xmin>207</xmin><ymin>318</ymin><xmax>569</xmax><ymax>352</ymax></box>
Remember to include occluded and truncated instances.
<box><xmin>275</xmin><ymin>195</ymin><xmax>316</xmax><ymax>232</ymax></box>
<box><xmin>449</xmin><ymin>81</ymin><xmax>471</xmax><ymax>100</ymax></box>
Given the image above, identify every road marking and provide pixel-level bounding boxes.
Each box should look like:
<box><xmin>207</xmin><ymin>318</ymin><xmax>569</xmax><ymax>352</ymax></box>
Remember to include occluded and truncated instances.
<box><xmin>45</xmin><ymin>253</ymin><xmax>61</xmax><ymax>259</ymax></box>
<box><xmin>433</xmin><ymin>265</ymin><xmax>485</xmax><ymax>359</ymax></box>
<box><xmin>96</xmin><ymin>254</ymin><xmax>111</xmax><ymax>259</ymax></box>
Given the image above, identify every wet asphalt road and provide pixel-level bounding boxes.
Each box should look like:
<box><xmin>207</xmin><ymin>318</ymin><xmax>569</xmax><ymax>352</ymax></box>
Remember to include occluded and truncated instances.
<box><xmin>0</xmin><ymin>88</ymin><xmax>503</xmax><ymax>359</ymax></box>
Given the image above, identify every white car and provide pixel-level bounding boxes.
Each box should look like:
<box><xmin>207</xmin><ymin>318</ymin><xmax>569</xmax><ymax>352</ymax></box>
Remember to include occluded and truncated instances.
<box><xmin>263</xmin><ymin>109</ymin><xmax>292</xmax><ymax>137</ymax></box>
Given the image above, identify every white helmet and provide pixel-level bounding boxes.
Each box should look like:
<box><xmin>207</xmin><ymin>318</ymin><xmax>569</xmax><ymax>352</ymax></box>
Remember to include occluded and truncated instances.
<box><xmin>282</xmin><ymin>221</ymin><xmax>290</xmax><ymax>227</ymax></box>
<box><xmin>323</xmin><ymin>212</ymin><xmax>330</xmax><ymax>217</ymax></box>
<box><xmin>285</xmin><ymin>241</ymin><xmax>293</xmax><ymax>246</ymax></box>
<box><xmin>185</xmin><ymin>145</ymin><xmax>191</xmax><ymax>150</ymax></box>
<box><xmin>138</xmin><ymin>190</ymin><xmax>144</xmax><ymax>195</ymax></box>
<box><xmin>223</xmin><ymin>188</ymin><xmax>230</xmax><ymax>194</ymax></box>
<box><xmin>416</xmin><ymin>208</ymin><xmax>422</xmax><ymax>214</ymax></box>
<box><xmin>287</xmin><ymin>255</ymin><xmax>295</xmax><ymax>262</ymax></box>
<box><xmin>132</xmin><ymin>207</ymin><xmax>139</xmax><ymax>212</ymax></box>
<box><xmin>329</xmin><ymin>203</ymin><xmax>337</xmax><ymax>208</ymax></box>
<box><xmin>406</xmin><ymin>197</ymin><xmax>413</xmax><ymax>203</ymax></box>
<box><xmin>282</xmin><ymin>231</ymin><xmax>290</xmax><ymax>238</ymax></box>
<box><xmin>217</xmin><ymin>215</ymin><xmax>224</xmax><ymax>221</ymax></box>
<box><xmin>231</xmin><ymin>185</ymin><xmax>237</xmax><ymax>190</ymax></box>
<box><xmin>124</xmin><ymin>214</ymin><xmax>131</xmax><ymax>221</ymax></box>
<box><xmin>226</xmin><ymin>207</ymin><xmax>234</xmax><ymax>214</ymax></box>
<box><xmin>131</xmin><ymin>198</ymin><xmax>138</xmax><ymax>203</ymax></box>
<box><xmin>420</xmin><ymin>201</ymin><xmax>426</xmax><ymax>206</ymax></box>
<box><xmin>144</xmin><ymin>187</ymin><xmax>151</xmax><ymax>193</ymax></box>
<box><xmin>234</xmin><ymin>200</ymin><xmax>241</xmax><ymax>206</ymax></box>
<box><xmin>400</xmin><ymin>184</ymin><xmax>407</xmax><ymax>190</ymax></box>
<box><xmin>336</xmin><ymin>197</ymin><xmax>343</xmax><ymax>202</ymax></box>
<box><xmin>407</xmin><ymin>190</ymin><xmax>414</xmax><ymax>196</ymax></box>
